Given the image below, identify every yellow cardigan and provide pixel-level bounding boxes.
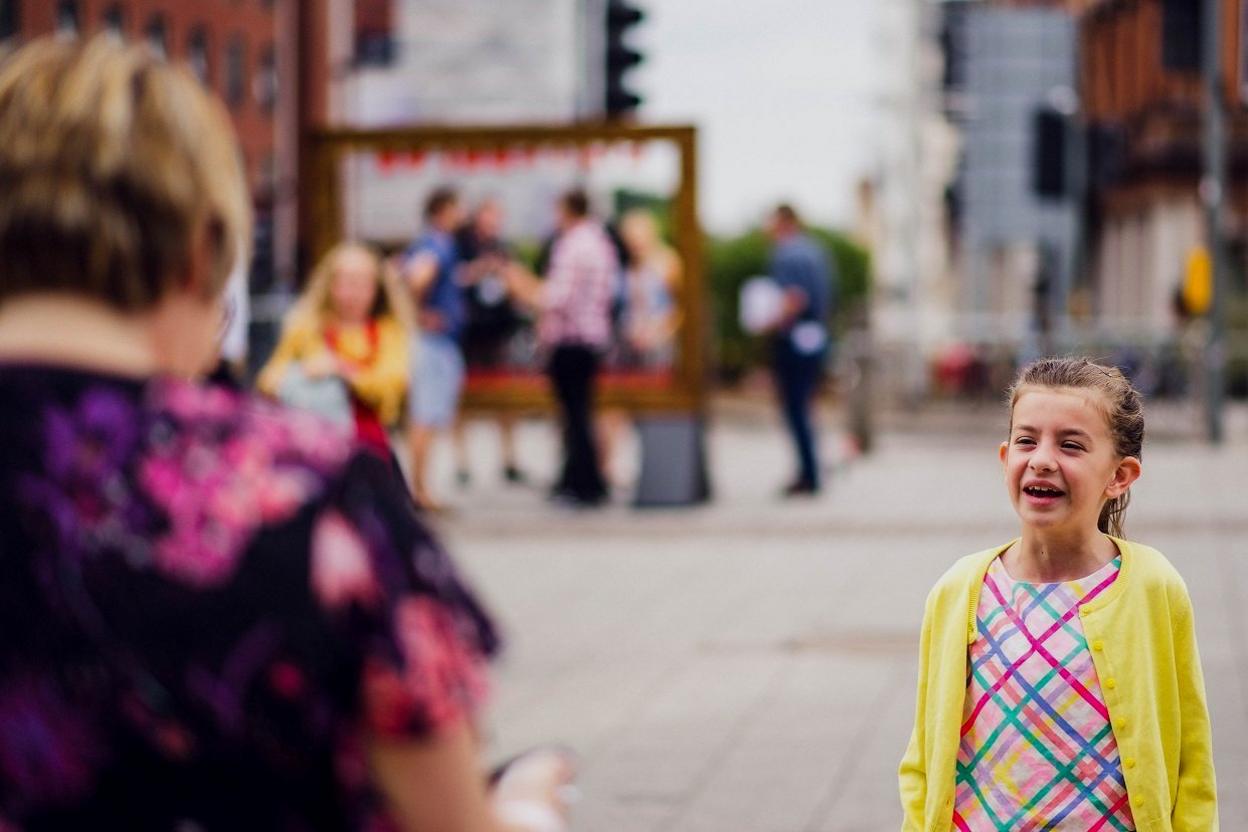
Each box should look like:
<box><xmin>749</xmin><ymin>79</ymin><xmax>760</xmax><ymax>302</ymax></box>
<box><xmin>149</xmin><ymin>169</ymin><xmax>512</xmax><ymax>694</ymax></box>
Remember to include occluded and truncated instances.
<box><xmin>899</xmin><ymin>537</ymin><xmax>1217</xmax><ymax>831</ymax></box>
<box><xmin>257</xmin><ymin>316</ymin><xmax>409</xmax><ymax>426</ymax></box>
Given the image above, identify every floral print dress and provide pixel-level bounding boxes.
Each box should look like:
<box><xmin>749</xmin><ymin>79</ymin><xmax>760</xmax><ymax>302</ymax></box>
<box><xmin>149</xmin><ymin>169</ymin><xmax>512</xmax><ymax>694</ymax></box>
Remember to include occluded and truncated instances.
<box><xmin>0</xmin><ymin>364</ymin><xmax>499</xmax><ymax>830</ymax></box>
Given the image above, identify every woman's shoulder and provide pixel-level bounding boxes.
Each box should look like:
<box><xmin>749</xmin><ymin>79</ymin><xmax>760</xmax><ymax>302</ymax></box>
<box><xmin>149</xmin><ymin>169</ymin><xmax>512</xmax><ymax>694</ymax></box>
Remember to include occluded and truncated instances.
<box><xmin>654</xmin><ymin>246</ymin><xmax>682</xmax><ymax>277</ymax></box>
<box><xmin>276</xmin><ymin>312</ymin><xmax>322</xmax><ymax>342</ymax></box>
<box><xmin>374</xmin><ymin>315</ymin><xmax>408</xmax><ymax>339</ymax></box>
<box><xmin>5</xmin><ymin>370</ymin><xmax>362</xmax><ymax>590</ymax></box>
<box><xmin>152</xmin><ymin>378</ymin><xmax>353</xmax><ymax>467</ymax></box>
<box><xmin>137</xmin><ymin>379</ymin><xmax>360</xmax><ymax>585</ymax></box>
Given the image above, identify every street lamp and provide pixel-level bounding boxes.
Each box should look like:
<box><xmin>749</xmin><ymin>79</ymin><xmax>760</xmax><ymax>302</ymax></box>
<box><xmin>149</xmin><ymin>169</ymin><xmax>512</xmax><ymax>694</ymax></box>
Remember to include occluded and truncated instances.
<box><xmin>1201</xmin><ymin>0</ymin><xmax>1228</xmax><ymax>443</ymax></box>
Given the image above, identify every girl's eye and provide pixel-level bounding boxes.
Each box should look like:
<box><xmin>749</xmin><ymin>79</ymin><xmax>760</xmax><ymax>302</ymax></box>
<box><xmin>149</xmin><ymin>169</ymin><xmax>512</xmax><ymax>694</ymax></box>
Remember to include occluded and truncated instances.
<box><xmin>1062</xmin><ymin>442</ymin><xmax>1084</xmax><ymax>451</ymax></box>
<box><xmin>1014</xmin><ymin>437</ymin><xmax>1035</xmax><ymax>446</ymax></box>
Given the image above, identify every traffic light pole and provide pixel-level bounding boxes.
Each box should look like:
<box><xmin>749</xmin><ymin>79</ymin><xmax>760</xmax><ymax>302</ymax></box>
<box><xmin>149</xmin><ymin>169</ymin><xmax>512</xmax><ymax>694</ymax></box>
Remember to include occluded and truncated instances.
<box><xmin>1202</xmin><ymin>0</ymin><xmax>1228</xmax><ymax>443</ymax></box>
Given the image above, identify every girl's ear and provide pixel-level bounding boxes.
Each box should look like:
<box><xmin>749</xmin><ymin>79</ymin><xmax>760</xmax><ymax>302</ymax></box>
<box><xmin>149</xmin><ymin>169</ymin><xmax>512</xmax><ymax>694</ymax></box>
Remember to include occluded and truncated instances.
<box><xmin>1106</xmin><ymin>455</ymin><xmax>1142</xmax><ymax>499</ymax></box>
<box><xmin>999</xmin><ymin>441</ymin><xmax>1008</xmax><ymax>465</ymax></box>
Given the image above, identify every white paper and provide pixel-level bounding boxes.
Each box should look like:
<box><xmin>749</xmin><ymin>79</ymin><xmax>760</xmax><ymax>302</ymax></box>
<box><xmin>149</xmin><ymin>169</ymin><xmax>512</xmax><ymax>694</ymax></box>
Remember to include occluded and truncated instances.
<box><xmin>739</xmin><ymin>276</ymin><xmax>784</xmax><ymax>334</ymax></box>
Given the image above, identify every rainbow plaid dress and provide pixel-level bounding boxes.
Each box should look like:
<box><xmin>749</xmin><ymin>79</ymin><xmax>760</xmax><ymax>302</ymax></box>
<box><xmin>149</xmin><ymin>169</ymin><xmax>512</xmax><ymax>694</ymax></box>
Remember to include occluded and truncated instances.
<box><xmin>953</xmin><ymin>555</ymin><xmax>1134</xmax><ymax>831</ymax></box>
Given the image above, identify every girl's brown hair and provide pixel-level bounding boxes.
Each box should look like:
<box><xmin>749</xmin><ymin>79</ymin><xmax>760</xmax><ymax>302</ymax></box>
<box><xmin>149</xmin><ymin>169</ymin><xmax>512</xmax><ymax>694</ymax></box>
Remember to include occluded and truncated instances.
<box><xmin>1007</xmin><ymin>357</ymin><xmax>1144</xmax><ymax>538</ymax></box>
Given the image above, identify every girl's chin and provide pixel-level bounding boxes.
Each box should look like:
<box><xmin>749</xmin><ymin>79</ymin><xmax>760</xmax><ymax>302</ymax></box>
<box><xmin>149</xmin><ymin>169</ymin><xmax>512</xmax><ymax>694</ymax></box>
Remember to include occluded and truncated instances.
<box><xmin>1014</xmin><ymin>512</ymin><xmax>1104</xmax><ymax>536</ymax></box>
<box><xmin>1014</xmin><ymin>503</ymin><xmax>1070</xmax><ymax>525</ymax></box>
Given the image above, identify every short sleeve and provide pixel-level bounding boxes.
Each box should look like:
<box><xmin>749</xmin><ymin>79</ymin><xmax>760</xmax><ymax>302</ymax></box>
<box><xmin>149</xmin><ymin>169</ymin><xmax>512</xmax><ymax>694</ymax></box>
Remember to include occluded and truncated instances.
<box><xmin>310</xmin><ymin>452</ymin><xmax>500</xmax><ymax>740</ymax></box>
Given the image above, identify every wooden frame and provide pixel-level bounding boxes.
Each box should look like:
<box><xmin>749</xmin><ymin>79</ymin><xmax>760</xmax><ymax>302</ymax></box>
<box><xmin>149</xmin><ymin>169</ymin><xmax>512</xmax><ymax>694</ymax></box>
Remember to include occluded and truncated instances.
<box><xmin>305</xmin><ymin>122</ymin><xmax>705</xmax><ymax>414</ymax></box>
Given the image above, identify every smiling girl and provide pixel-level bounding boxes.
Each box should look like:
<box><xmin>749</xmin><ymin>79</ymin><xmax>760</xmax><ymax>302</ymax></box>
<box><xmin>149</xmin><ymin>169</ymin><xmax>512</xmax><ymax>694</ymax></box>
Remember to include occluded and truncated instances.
<box><xmin>899</xmin><ymin>358</ymin><xmax>1217</xmax><ymax>831</ymax></box>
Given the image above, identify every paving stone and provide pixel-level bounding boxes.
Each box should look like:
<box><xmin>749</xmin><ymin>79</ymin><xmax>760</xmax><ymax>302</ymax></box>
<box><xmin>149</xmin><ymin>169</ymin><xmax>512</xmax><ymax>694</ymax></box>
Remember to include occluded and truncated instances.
<box><xmin>443</xmin><ymin>418</ymin><xmax>1248</xmax><ymax>830</ymax></box>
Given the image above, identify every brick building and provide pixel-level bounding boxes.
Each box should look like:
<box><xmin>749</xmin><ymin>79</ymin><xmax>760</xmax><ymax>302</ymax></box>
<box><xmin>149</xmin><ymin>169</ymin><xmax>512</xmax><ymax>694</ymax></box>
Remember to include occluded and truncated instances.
<box><xmin>939</xmin><ymin>0</ymin><xmax>1081</xmax><ymax>343</ymax></box>
<box><xmin>3</xmin><ymin>1</ymin><xmax>286</xmax><ymax>203</ymax></box>
<box><xmin>1079</xmin><ymin>0</ymin><xmax>1248</xmax><ymax>331</ymax></box>
<box><xmin>0</xmin><ymin>0</ymin><xmax>308</xmax><ymax>299</ymax></box>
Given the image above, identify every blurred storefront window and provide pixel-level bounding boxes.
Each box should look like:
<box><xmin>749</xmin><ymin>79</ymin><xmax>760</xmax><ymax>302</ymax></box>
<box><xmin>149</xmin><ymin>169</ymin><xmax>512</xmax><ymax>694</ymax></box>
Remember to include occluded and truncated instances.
<box><xmin>56</xmin><ymin>0</ymin><xmax>79</xmax><ymax>37</ymax></box>
<box><xmin>225</xmin><ymin>35</ymin><xmax>246</xmax><ymax>109</ymax></box>
<box><xmin>188</xmin><ymin>27</ymin><xmax>211</xmax><ymax>87</ymax></box>
<box><xmin>145</xmin><ymin>13</ymin><xmax>167</xmax><ymax>58</ymax></box>
<box><xmin>101</xmin><ymin>5</ymin><xmax>124</xmax><ymax>40</ymax></box>
<box><xmin>0</xmin><ymin>0</ymin><xmax>20</xmax><ymax>41</ymax></box>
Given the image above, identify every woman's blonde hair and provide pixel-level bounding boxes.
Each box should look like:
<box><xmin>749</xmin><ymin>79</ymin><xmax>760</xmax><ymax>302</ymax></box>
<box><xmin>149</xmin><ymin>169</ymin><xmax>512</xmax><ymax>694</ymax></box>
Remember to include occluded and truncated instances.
<box><xmin>622</xmin><ymin>209</ymin><xmax>676</xmax><ymax>262</ymax></box>
<box><xmin>288</xmin><ymin>243</ymin><xmax>413</xmax><ymax>333</ymax></box>
<box><xmin>0</xmin><ymin>36</ymin><xmax>251</xmax><ymax>310</ymax></box>
<box><xmin>1007</xmin><ymin>357</ymin><xmax>1145</xmax><ymax>538</ymax></box>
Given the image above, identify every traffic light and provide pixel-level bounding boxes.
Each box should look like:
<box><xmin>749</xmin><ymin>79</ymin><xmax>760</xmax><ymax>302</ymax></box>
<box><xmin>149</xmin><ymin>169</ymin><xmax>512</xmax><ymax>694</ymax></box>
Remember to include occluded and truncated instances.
<box><xmin>1032</xmin><ymin>106</ymin><xmax>1068</xmax><ymax>200</ymax></box>
<box><xmin>605</xmin><ymin>0</ymin><xmax>645</xmax><ymax>119</ymax></box>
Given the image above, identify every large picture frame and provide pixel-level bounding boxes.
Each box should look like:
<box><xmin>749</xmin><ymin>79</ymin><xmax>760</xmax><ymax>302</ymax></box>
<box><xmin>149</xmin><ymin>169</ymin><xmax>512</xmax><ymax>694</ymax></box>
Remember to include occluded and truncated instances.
<box><xmin>304</xmin><ymin>122</ymin><xmax>705</xmax><ymax>414</ymax></box>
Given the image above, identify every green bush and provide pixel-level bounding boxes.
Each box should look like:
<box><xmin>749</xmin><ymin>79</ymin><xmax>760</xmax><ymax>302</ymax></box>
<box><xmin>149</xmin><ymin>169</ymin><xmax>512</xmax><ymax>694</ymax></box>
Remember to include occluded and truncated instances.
<box><xmin>705</xmin><ymin>227</ymin><xmax>871</xmax><ymax>381</ymax></box>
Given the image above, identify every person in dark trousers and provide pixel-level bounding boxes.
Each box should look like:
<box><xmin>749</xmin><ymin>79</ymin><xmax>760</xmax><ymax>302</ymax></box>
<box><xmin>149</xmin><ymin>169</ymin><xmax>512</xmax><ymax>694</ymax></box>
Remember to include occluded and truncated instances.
<box><xmin>507</xmin><ymin>190</ymin><xmax>617</xmax><ymax>506</ymax></box>
<box><xmin>452</xmin><ymin>197</ymin><xmax>527</xmax><ymax>485</ymax></box>
<box><xmin>764</xmin><ymin>203</ymin><xmax>835</xmax><ymax>497</ymax></box>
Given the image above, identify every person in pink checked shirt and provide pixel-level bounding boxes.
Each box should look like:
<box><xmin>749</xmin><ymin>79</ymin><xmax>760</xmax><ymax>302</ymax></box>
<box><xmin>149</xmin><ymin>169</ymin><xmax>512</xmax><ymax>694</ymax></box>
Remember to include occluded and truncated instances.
<box><xmin>506</xmin><ymin>189</ymin><xmax>618</xmax><ymax>506</ymax></box>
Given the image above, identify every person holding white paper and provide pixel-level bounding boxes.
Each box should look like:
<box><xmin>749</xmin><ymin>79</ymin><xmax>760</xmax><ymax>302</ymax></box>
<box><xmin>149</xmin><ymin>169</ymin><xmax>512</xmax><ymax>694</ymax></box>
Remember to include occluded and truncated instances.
<box><xmin>763</xmin><ymin>204</ymin><xmax>835</xmax><ymax>497</ymax></box>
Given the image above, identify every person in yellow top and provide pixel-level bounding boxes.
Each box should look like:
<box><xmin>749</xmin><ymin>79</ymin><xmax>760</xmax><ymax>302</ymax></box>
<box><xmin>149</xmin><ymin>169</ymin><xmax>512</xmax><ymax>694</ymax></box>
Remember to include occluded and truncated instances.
<box><xmin>900</xmin><ymin>357</ymin><xmax>1217</xmax><ymax>831</ymax></box>
<box><xmin>259</xmin><ymin>243</ymin><xmax>412</xmax><ymax>455</ymax></box>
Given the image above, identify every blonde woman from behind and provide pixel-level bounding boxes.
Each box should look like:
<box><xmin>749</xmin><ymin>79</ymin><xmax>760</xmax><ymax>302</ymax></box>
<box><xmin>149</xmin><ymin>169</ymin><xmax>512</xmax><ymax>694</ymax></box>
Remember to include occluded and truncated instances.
<box><xmin>0</xmin><ymin>36</ymin><xmax>573</xmax><ymax>832</ymax></box>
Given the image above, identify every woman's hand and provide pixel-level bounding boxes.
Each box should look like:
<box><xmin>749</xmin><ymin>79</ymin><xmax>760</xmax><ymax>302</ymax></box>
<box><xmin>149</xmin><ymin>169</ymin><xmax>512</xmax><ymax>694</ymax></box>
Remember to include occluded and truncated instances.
<box><xmin>302</xmin><ymin>352</ymin><xmax>341</xmax><ymax>379</ymax></box>
<box><xmin>418</xmin><ymin>309</ymin><xmax>447</xmax><ymax>333</ymax></box>
<box><xmin>627</xmin><ymin>322</ymin><xmax>662</xmax><ymax>353</ymax></box>
<box><xmin>491</xmin><ymin>747</ymin><xmax>579</xmax><ymax>832</ymax></box>
<box><xmin>503</xmin><ymin>263</ymin><xmax>546</xmax><ymax>311</ymax></box>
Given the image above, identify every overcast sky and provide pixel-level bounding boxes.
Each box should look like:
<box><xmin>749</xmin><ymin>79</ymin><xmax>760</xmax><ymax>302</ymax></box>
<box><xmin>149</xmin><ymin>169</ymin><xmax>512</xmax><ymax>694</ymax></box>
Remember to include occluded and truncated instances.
<box><xmin>633</xmin><ymin>0</ymin><xmax>883</xmax><ymax>234</ymax></box>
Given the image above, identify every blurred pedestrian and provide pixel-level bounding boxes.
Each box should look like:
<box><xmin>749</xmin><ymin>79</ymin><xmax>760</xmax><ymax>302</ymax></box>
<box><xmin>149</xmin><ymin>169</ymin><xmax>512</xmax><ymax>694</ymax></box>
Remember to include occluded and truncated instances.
<box><xmin>401</xmin><ymin>188</ymin><xmax>466</xmax><ymax>511</ymax></box>
<box><xmin>900</xmin><ymin>358</ymin><xmax>1217</xmax><ymax>829</ymax></box>
<box><xmin>764</xmin><ymin>203</ymin><xmax>834</xmax><ymax>497</ymax></box>
<box><xmin>598</xmin><ymin>209</ymin><xmax>684</xmax><ymax>484</ymax></box>
<box><xmin>617</xmin><ymin>209</ymin><xmax>683</xmax><ymax>370</ymax></box>
<box><xmin>258</xmin><ymin>242</ymin><xmax>411</xmax><ymax>456</ymax></box>
<box><xmin>0</xmin><ymin>36</ymin><xmax>574</xmax><ymax>831</ymax></box>
<box><xmin>507</xmin><ymin>189</ymin><xmax>617</xmax><ymax>506</ymax></box>
<box><xmin>453</xmin><ymin>197</ymin><xmax>527</xmax><ymax>486</ymax></box>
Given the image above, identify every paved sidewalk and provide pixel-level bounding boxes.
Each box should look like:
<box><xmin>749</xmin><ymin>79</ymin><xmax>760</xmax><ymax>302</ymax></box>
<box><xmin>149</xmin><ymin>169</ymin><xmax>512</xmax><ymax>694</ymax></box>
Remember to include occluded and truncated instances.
<box><xmin>431</xmin><ymin>415</ymin><xmax>1248</xmax><ymax>831</ymax></box>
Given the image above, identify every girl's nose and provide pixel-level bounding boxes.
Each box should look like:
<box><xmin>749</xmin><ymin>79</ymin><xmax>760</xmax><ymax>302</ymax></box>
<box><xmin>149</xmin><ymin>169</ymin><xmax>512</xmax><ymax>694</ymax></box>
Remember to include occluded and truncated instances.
<box><xmin>1029</xmin><ymin>445</ymin><xmax>1058</xmax><ymax>472</ymax></box>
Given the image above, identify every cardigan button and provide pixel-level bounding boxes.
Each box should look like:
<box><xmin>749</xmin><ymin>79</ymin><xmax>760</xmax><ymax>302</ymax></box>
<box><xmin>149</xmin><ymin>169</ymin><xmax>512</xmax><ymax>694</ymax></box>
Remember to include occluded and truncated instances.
<box><xmin>1092</xmin><ymin>640</ymin><xmax>1104</xmax><ymax>651</ymax></box>
<box><xmin>1115</xmin><ymin>717</ymin><xmax>1128</xmax><ymax>731</ymax></box>
<box><xmin>1124</xmin><ymin>757</ymin><xmax>1136</xmax><ymax>769</ymax></box>
<box><xmin>1104</xmin><ymin>678</ymin><xmax>1117</xmax><ymax>690</ymax></box>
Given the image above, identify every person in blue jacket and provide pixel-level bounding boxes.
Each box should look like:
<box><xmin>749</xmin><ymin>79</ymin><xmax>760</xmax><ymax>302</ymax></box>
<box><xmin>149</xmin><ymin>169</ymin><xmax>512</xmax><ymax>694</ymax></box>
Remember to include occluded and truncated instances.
<box><xmin>764</xmin><ymin>203</ymin><xmax>835</xmax><ymax>496</ymax></box>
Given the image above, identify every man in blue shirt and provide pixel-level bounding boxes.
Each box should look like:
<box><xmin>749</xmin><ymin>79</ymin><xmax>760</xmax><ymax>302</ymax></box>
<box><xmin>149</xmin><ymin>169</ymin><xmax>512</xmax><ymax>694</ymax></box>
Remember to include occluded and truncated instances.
<box><xmin>765</xmin><ymin>203</ymin><xmax>835</xmax><ymax>496</ymax></box>
<box><xmin>402</xmin><ymin>187</ymin><xmax>466</xmax><ymax>510</ymax></box>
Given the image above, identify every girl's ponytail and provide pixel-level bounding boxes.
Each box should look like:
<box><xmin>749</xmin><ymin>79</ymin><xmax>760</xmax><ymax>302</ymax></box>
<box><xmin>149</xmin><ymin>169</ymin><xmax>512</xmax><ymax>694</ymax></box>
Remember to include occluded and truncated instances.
<box><xmin>1098</xmin><ymin>492</ymin><xmax>1130</xmax><ymax>539</ymax></box>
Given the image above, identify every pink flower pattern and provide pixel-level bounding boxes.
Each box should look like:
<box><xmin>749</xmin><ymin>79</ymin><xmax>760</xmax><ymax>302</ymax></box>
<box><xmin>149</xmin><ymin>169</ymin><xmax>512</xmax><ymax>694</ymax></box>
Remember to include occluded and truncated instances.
<box><xmin>311</xmin><ymin>510</ymin><xmax>383</xmax><ymax>610</ymax></box>
<box><xmin>3</xmin><ymin>367</ymin><xmax>498</xmax><ymax>828</ymax></box>
<box><xmin>362</xmin><ymin>597</ymin><xmax>491</xmax><ymax>736</ymax></box>
<box><xmin>138</xmin><ymin>382</ymin><xmax>352</xmax><ymax>588</ymax></box>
